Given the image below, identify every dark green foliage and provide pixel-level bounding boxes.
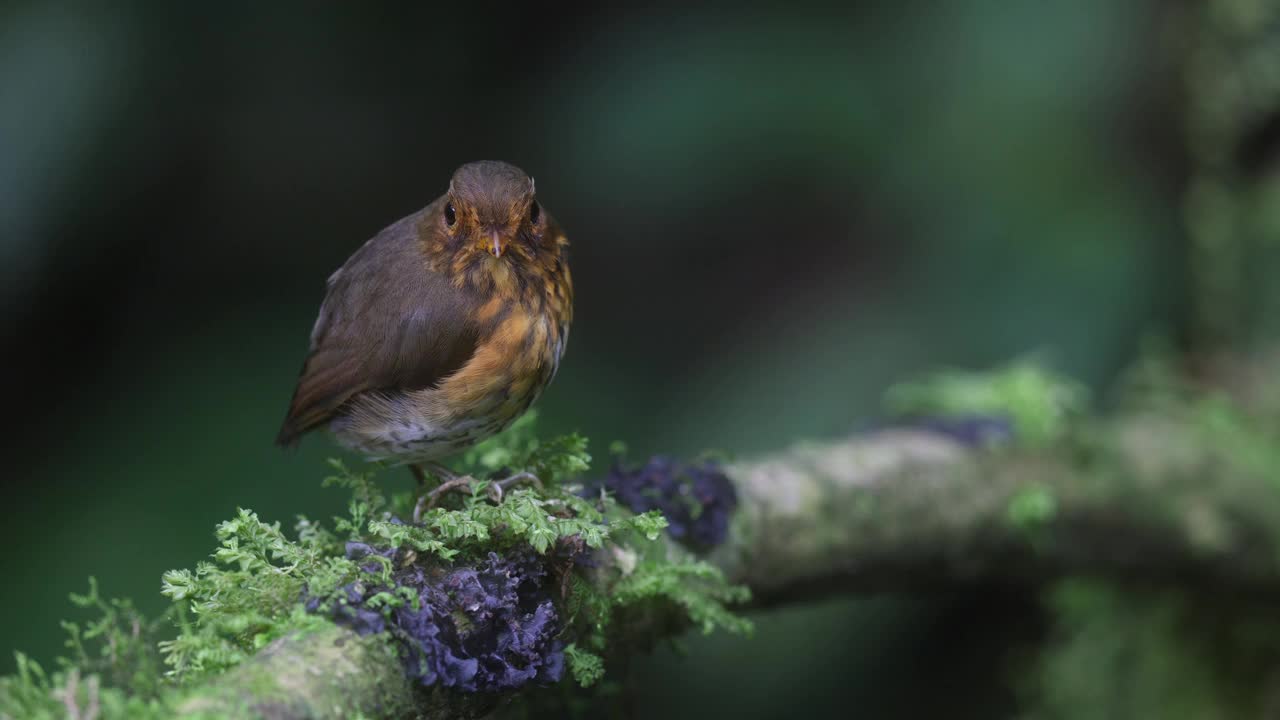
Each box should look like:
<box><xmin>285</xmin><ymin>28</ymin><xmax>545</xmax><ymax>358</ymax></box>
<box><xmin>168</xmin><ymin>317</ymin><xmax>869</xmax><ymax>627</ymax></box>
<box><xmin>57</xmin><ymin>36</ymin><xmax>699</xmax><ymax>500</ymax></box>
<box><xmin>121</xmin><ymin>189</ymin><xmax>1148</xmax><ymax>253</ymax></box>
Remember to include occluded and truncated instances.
<box><xmin>1024</xmin><ymin>579</ymin><xmax>1280</xmax><ymax>720</ymax></box>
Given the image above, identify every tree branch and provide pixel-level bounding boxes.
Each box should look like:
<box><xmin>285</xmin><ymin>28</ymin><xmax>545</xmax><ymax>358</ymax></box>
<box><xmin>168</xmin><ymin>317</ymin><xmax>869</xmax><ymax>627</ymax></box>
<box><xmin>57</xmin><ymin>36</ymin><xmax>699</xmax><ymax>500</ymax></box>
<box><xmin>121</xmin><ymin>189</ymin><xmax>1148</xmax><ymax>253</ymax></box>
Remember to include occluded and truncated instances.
<box><xmin>175</xmin><ymin>398</ymin><xmax>1280</xmax><ymax>718</ymax></box>
<box><xmin>718</xmin><ymin>420</ymin><xmax>1280</xmax><ymax>605</ymax></box>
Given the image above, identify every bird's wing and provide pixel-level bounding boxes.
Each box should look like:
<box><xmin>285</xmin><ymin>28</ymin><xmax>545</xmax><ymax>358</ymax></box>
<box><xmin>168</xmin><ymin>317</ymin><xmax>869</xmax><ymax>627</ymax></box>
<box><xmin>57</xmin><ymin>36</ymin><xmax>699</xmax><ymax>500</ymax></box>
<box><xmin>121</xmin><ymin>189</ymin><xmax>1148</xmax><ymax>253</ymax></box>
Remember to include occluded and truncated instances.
<box><xmin>276</xmin><ymin>211</ymin><xmax>479</xmax><ymax>447</ymax></box>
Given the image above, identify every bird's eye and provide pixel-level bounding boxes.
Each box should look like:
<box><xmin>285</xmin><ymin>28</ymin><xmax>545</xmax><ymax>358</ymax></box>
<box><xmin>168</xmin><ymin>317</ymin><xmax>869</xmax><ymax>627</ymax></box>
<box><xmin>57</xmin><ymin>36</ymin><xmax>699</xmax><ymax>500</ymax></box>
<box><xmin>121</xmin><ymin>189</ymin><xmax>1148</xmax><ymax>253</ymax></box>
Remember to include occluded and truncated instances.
<box><xmin>529</xmin><ymin>200</ymin><xmax>541</xmax><ymax>223</ymax></box>
<box><xmin>444</xmin><ymin>202</ymin><xmax>457</xmax><ymax>227</ymax></box>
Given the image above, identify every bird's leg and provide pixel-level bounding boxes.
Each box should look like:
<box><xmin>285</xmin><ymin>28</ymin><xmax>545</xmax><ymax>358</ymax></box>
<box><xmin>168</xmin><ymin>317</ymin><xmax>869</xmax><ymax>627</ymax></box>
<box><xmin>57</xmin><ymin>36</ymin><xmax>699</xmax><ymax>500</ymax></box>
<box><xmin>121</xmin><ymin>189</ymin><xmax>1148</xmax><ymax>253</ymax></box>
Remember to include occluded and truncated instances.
<box><xmin>425</xmin><ymin>461</ymin><xmax>460</xmax><ymax>482</ymax></box>
<box><xmin>423</xmin><ymin>477</ymin><xmax>478</xmax><ymax>510</ymax></box>
<box><xmin>410</xmin><ymin>463</ymin><xmax>537</xmax><ymax>516</ymax></box>
<box><xmin>410</xmin><ymin>464</ymin><xmax>432</xmax><ymax>524</ymax></box>
<box><xmin>409</xmin><ymin>463</ymin><xmax>428</xmax><ymax>486</ymax></box>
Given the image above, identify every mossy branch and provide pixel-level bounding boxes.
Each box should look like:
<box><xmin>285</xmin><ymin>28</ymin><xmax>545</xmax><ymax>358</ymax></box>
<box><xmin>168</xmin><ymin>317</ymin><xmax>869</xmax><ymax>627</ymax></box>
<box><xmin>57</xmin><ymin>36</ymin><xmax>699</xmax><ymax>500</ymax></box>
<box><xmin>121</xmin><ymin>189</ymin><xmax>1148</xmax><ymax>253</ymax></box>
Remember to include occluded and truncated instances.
<box><xmin>163</xmin><ymin>357</ymin><xmax>1280</xmax><ymax>718</ymax></box>
<box><xmin>718</xmin><ymin>422</ymin><xmax>1280</xmax><ymax>605</ymax></box>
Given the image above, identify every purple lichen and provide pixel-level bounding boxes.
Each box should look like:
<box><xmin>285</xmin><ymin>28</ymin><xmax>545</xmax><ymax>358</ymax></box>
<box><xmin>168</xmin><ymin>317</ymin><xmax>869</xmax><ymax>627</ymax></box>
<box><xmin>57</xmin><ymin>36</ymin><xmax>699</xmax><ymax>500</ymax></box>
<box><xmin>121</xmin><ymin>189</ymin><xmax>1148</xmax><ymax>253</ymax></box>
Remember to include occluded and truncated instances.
<box><xmin>307</xmin><ymin>546</ymin><xmax>564</xmax><ymax>693</ymax></box>
<box><xmin>590</xmin><ymin>456</ymin><xmax>738</xmax><ymax>549</ymax></box>
<box><xmin>907</xmin><ymin>414</ymin><xmax>1014</xmax><ymax>447</ymax></box>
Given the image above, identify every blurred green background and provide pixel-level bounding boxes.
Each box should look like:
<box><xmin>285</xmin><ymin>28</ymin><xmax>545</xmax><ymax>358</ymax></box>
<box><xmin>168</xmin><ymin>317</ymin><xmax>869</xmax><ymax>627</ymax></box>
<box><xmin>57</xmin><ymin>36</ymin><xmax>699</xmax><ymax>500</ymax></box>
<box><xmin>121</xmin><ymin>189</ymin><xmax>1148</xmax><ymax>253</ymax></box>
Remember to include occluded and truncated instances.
<box><xmin>1</xmin><ymin>0</ymin><xmax>1190</xmax><ymax>716</ymax></box>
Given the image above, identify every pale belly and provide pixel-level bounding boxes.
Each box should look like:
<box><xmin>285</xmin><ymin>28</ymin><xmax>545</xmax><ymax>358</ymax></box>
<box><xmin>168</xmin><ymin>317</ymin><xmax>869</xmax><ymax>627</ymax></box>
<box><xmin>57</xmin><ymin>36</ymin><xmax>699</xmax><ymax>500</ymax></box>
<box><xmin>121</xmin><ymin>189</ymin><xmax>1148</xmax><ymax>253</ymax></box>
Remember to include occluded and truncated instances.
<box><xmin>332</xmin><ymin>413</ymin><xmax>512</xmax><ymax>464</ymax></box>
<box><xmin>328</xmin><ymin>386</ymin><xmax>541</xmax><ymax>465</ymax></box>
<box><xmin>326</xmin><ymin>328</ymin><xmax>563</xmax><ymax>465</ymax></box>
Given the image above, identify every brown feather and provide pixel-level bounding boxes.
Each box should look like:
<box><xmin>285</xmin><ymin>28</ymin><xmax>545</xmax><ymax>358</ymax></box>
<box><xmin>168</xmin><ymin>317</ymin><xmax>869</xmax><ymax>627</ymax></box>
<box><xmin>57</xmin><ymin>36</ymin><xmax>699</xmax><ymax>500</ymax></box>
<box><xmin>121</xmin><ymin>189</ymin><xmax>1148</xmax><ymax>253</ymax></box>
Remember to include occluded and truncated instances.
<box><xmin>276</xmin><ymin>203</ymin><xmax>480</xmax><ymax>447</ymax></box>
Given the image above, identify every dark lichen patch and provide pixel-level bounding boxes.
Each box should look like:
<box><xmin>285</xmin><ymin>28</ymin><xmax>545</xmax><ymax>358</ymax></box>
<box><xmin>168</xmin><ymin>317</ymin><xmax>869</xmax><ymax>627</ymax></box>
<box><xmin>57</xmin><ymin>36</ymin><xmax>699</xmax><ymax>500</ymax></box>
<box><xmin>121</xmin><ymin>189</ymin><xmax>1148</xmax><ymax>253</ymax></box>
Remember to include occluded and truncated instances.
<box><xmin>906</xmin><ymin>414</ymin><xmax>1015</xmax><ymax>448</ymax></box>
<box><xmin>311</xmin><ymin>547</ymin><xmax>565</xmax><ymax>693</ymax></box>
<box><xmin>586</xmin><ymin>455</ymin><xmax>739</xmax><ymax>550</ymax></box>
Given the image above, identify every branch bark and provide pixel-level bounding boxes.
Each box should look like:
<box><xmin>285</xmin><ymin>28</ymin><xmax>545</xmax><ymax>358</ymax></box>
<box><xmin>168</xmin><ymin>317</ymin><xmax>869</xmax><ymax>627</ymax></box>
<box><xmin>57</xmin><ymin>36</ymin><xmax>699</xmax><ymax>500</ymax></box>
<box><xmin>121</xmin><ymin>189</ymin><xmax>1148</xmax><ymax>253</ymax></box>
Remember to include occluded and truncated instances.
<box><xmin>716</xmin><ymin>420</ymin><xmax>1280</xmax><ymax>605</ymax></box>
<box><xmin>175</xmin><ymin>399</ymin><xmax>1280</xmax><ymax>718</ymax></box>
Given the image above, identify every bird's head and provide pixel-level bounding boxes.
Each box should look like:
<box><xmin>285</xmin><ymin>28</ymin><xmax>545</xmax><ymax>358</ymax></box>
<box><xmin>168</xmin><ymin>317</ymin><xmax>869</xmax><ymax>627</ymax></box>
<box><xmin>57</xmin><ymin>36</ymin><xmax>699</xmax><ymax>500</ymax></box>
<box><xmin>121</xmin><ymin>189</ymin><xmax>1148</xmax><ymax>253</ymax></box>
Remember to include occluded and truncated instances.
<box><xmin>440</xmin><ymin>160</ymin><xmax>543</xmax><ymax>261</ymax></box>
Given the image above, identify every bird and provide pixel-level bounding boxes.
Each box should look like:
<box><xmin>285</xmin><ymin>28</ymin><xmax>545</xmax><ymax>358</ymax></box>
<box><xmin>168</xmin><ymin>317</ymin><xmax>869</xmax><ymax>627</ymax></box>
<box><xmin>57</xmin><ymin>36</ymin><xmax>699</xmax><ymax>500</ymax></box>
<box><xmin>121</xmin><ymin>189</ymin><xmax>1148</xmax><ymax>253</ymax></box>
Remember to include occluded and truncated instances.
<box><xmin>276</xmin><ymin>161</ymin><xmax>573</xmax><ymax>511</ymax></box>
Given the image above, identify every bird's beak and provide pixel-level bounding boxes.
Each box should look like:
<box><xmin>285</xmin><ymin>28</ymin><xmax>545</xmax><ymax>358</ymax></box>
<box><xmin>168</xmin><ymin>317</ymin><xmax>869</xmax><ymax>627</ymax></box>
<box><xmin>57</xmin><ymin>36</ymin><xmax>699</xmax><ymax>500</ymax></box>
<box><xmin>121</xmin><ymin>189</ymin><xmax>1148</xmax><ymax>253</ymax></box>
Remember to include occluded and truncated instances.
<box><xmin>487</xmin><ymin>230</ymin><xmax>505</xmax><ymax>258</ymax></box>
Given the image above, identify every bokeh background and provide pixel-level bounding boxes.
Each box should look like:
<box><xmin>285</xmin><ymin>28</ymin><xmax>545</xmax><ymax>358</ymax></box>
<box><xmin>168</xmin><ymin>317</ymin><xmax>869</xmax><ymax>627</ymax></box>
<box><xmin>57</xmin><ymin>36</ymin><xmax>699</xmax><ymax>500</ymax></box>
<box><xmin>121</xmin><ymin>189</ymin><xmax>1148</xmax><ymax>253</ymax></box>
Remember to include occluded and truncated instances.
<box><xmin>0</xmin><ymin>0</ymin><xmax>1201</xmax><ymax>716</ymax></box>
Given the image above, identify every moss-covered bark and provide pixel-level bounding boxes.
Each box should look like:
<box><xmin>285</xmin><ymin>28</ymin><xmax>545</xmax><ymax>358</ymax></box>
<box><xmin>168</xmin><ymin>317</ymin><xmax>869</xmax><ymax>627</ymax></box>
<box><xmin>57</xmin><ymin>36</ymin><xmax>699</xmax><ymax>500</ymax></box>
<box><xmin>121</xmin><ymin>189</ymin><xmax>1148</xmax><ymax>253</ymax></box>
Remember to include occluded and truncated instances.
<box><xmin>165</xmin><ymin>357</ymin><xmax>1280</xmax><ymax>718</ymax></box>
<box><xmin>717</xmin><ymin>415</ymin><xmax>1280</xmax><ymax>605</ymax></box>
<box><xmin>175</xmin><ymin>627</ymin><xmax>418</xmax><ymax>719</ymax></box>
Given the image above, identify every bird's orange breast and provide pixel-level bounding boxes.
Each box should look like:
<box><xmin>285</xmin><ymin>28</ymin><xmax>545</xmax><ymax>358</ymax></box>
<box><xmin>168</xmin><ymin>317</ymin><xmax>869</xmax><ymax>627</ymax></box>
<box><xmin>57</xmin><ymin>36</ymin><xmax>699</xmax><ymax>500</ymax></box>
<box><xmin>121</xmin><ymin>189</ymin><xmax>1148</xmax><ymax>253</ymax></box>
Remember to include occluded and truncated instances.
<box><xmin>433</xmin><ymin>229</ymin><xmax>572</xmax><ymax>424</ymax></box>
<box><xmin>329</xmin><ymin>224</ymin><xmax>572</xmax><ymax>464</ymax></box>
<box><xmin>435</xmin><ymin>305</ymin><xmax>565</xmax><ymax>425</ymax></box>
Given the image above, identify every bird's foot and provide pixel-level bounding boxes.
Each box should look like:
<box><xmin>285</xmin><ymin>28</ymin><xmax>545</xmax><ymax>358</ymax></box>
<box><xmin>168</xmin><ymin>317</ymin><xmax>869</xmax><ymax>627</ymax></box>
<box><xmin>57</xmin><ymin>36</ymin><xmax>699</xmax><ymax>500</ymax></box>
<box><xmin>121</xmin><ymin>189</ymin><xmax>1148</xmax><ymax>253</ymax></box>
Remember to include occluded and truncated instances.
<box><xmin>418</xmin><ymin>476</ymin><xmax>478</xmax><ymax>513</ymax></box>
<box><xmin>487</xmin><ymin>471</ymin><xmax>543</xmax><ymax>503</ymax></box>
<box><xmin>409</xmin><ymin>466</ymin><xmax>544</xmax><ymax>522</ymax></box>
<box><xmin>411</xmin><ymin>463</ymin><xmax>476</xmax><ymax>523</ymax></box>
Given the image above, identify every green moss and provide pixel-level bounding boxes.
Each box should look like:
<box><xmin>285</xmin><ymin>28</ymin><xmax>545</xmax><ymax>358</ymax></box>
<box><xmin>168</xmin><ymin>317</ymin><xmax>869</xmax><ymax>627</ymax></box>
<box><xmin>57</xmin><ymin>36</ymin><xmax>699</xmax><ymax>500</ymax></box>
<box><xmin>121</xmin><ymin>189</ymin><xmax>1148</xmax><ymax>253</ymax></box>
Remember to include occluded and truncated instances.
<box><xmin>884</xmin><ymin>359</ymin><xmax>1089</xmax><ymax>445</ymax></box>
<box><xmin>158</xmin><ymin>508</ymin><xmax>358</xmax><ymax>680</ymax></box>
<box><xmin>1006</xmin><ymin>486</ymin><xmax>1058</xmax><ymax>532</ymax></box>
<box><xmin>613</xmin><ymin>560</ymin><xmax>753</xmax><ymax>637</ymax></box>
<box><xmin>180</xmin><ymin>627</ymin><xmax>421</xmax><ymax>720</ymax></box>
<box><xmin>563</xmin><ymin>644</ymin><xmax>605</xmax><ymax>688</ymax></box>
<box><xmin>1118</xmin><ymin>350</ymin><xmax>1280</xmax><ymax>500</ymax></box>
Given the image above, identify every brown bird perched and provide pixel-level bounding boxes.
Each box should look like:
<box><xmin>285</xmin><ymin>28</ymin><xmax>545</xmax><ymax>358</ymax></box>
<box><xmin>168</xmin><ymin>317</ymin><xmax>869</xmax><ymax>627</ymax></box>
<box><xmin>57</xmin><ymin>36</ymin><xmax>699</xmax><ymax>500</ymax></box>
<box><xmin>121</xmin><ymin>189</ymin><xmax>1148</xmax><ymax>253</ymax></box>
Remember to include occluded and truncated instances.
<box><xmin>277</xmin><ymin>161</ymin><xmax>572</xmax><ymax>507</ymax></box>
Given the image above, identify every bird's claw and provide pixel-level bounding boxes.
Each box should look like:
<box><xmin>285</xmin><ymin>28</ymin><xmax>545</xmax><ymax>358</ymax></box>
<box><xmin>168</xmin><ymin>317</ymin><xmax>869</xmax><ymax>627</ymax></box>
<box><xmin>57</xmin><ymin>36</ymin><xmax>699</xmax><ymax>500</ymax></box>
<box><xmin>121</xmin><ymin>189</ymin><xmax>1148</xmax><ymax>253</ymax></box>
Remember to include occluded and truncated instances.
<box><xmin>413</xmin><ymin>476</ymin><xmax>477</xmax><ymax>522</ymax></box>
<box><xmin>410</xmin><ymin>469</ymin><xmax>544</xmax><ymax>523</ymax></box>
<box><xmin>490</xmin><ymin>471</ymin><xmax>543</xmax><ymax>503</ymax></box>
